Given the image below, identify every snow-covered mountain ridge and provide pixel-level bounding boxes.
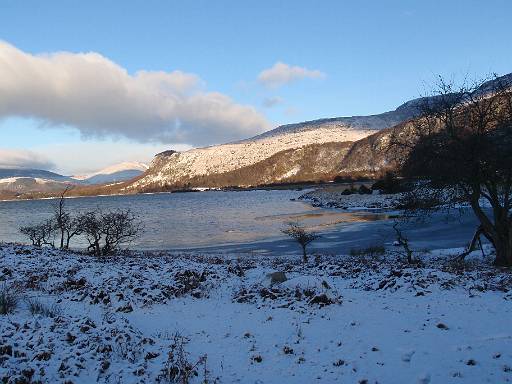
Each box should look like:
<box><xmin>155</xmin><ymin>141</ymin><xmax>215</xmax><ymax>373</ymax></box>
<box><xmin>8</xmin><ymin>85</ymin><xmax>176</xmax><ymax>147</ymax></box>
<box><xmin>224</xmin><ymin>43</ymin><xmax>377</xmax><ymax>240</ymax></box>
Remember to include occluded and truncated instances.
<box><xmin>73</xmin><ymin>162</ymin><xmax>148</xmax><ymax>180</ymax></box>
<box><xmin>73</xmin><ymin>162</ymin><xmax>148</xmax><ymax>185</ymax></box>
<box><xmin>127</xmin><ymin>98</ymin><xmax>428</xmax><ymax>190</ymax></box>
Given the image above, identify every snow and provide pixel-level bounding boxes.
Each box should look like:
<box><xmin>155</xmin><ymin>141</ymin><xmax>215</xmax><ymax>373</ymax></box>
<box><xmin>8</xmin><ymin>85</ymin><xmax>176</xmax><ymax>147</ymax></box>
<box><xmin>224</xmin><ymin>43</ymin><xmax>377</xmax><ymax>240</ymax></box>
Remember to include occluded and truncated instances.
<box><xmin>130</xmin><ymin>126</ymin><xmax>375</xmax><ymax>189</ymax></box>
<box><xmin>1</xmin><ymin>244</ymin><xmax>511</xmax><ymax>383</ymax></box>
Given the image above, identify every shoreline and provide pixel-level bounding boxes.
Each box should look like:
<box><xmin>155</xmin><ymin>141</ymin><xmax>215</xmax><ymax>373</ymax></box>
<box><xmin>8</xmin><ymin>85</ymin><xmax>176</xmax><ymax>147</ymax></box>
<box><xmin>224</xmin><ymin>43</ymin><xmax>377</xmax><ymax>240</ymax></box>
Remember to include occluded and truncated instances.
<box><xmin>0</xmin><ymin>180</ymin><xmax>371</xmax><ymax>203</ymax></box>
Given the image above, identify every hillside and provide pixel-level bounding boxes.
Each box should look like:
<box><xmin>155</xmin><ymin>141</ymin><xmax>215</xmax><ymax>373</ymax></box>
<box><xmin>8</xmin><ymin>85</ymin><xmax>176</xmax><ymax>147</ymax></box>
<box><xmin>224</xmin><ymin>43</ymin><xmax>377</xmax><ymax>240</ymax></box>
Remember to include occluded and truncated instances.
<box><xmin>126</xmin><ymin>97</ymin><xmax>430</xmax><ymax>191</ymax></box>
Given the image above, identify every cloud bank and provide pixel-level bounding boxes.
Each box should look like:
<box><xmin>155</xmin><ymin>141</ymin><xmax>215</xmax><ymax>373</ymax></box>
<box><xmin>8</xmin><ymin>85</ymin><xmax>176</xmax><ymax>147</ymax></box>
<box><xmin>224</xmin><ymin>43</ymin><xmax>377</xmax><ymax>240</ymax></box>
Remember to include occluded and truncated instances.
<box><xmin>258</xmin><ymin>62</ymin><xmax>325</xmax><ymax>88</ymax></box>
<box><xmin>0</xmin><ymin>149</ymin><xmax>55</xmax><ymax>170</ymax></box>
<box><xmin>0</xmin><ymin>41</ymin><xmax>270</xmax><ymax>146</ymax></box>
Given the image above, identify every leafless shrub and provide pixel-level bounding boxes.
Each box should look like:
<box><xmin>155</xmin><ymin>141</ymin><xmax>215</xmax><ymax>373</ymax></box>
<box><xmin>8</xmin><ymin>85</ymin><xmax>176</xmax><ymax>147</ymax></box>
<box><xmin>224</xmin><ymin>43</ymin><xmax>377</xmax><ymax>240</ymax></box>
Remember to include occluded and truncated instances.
<box><xmin>26</xmin><ymin>297</ymin><xmax>61</xmax><ymax>317</ymax></box>
<box><xmin>0</xmin><ymin>284</ymin><xmax>18</xmax><ymax>315</ymax></box>
<box><xmin>349</xmin><ymin>245</ymin><xmax>385</xmax><ymax>262</ymax></box>
<box><xmin>76</xmin><ymin>209</ymin><xmax>143</xmax><ymax>256</ymax></box>
<box><xmin>392</xmin><ymin>222</ymin><xmax>415</xmax><ymax>264</ymax></box>
<box><xmin>282</xmin><ymin>222</ymin><xmax>320</xmax><ymax>263</ymax></box>
<box><xmin>158</xmin><ymin>333</ymin><xmax>210</xmax><ymax>384</ymax></box>
<box><xmin>20</xmin><ymin>219</ymin><xmax>57</xmax><ymax>248</ymax></box>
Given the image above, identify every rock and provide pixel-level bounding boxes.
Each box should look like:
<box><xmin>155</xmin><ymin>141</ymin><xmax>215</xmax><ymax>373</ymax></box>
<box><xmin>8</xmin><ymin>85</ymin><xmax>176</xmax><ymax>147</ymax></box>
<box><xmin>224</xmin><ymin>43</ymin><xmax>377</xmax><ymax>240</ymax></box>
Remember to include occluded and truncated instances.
<box><xmin>251</xmin><ymin>355</ymin><xmax>263</xmax><ymax>363</ymax></box>
<box><xmin>466</xmin><ymin>359</ymin><xmax>477</xmax><ymax>366</ymax></box>
<box><xmin>116</xmin><ymin>303</ymin><xmax>133</xmax><ymax>313</ymax></box>
<box><xmin>0</xmin><ymin>345</ymin><xmax>13</xmax><ymax>356</ymax></box>
<box><xmin>309</xmin><ymin>293</ymin><xmax>333</xmax><ymax>307</ymax></box>
<box><xmin>145</xmin><ymin>352</ymin><xmax>160</xmax><ymax>360</ymax></box>
<box><xmin>268</xmin><ymin>272</ymin><xmax>287</xmax><ymax>285</ymax></box>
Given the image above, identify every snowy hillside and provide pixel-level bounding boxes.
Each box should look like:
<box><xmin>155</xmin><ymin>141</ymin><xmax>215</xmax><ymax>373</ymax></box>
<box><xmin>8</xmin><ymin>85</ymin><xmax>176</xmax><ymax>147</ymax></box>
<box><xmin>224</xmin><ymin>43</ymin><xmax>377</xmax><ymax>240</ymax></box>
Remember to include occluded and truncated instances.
<box><xmin>0</xmin><ymin>168</ymin><xmax>74</xmax><ymax>183</ymax></box>
<box><xmin>0</xmin><ymin>177</ymin><xmax>72</xmax><ymax>194</ymax></box>
<box><xmin>128</xmin><ymin>99</ymin><xmax>426</xmax><ymax>190</ymax></box>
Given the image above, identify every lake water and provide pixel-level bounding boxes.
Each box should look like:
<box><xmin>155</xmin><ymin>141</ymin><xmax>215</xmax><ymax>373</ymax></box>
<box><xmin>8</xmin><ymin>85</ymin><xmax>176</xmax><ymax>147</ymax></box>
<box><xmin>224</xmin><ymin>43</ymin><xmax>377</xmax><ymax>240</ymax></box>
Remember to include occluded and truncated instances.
<box><xmin>0</xmin><ymin>190</ymin><xmax>388</xmax><ymax>250</ymax></box>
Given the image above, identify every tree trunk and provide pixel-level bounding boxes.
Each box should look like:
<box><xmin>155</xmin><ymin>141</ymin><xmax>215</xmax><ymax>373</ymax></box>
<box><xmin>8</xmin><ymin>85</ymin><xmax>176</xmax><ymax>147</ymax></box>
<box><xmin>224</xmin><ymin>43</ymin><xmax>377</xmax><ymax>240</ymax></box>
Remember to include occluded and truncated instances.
<box><xmin>459</xmin><ymin>226</ymin><xmax>485</xmax><ymax>260</ymax></box>
<box><xmin>493</xmin><ymin>238</ymin><xmax>512</xmax><ymax>266</ymax></box>
<box><xmin>302</xmin><ymin>245</ymin><xmax>308</xmax><ymax>263</ymax></box>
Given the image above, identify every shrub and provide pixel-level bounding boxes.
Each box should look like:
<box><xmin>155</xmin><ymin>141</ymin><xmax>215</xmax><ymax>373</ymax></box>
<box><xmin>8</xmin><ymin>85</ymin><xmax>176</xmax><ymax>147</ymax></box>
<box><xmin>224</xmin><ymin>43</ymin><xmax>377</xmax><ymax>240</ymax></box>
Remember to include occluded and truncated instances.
<box><xmin>349</xmin><ymin>245</ymin><xmax>386</xmax><ymax>259</ymax></box>
<box><xmin>0</xmin><ymin>284</ymin><xmax>18</xmax><ymax>315</ymax></box>
<box><xmin>372</xmin><ymin>172</ymin><xmax>408</xmax><ymax>194</ymax></box>
<box><xmin>158</xmin><ymin>332</ymin><xmax>209</xmax><ymax>383</ymax></box>
<box><xmin>19</xmin><ymin>219</ymin><xmax>57</xmax><ymax>248</ymax></box>
<box><xmin>76</xmin><ymin>209</ymin><xmax>143</xmax><ymax>256</ymax></box>
<box><xmin>282</xmin><ymin>222</ymin><xmax>320</xmax><ymax>263</ymax></box>
<box><xmin>26</xmin><ymin>297</ymin><xmax>61</xmax><ymax>317</ymax></box>
<box><xmin>358</xmin><ymin>185</ymin><xmax>372</xmax><ymax>194</ymax></box>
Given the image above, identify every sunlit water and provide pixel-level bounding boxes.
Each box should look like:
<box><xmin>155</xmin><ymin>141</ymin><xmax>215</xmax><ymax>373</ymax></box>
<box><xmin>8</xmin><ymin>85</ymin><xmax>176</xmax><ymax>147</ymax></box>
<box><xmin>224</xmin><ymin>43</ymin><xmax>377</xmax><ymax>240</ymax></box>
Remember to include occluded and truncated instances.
<box><xmin>0</xmin><ymin>190</ymin><xmax>388</xmax><ymax>250</ymax></box>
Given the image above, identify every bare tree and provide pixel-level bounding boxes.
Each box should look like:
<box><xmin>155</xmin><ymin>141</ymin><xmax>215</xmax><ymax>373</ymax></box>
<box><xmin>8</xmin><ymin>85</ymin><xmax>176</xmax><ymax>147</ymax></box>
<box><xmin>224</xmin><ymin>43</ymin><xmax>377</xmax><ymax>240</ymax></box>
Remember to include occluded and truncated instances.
<box><xmin>101</xmin><ymin>210</ymin><xmax>142</xmax><ymax>255</ymax></box>
<box><xmin>52</xmin><ymin>186</ymin><xmax>80</xmax><ymax>249</ymax></box>
<box><xmin>20</xmin><ymin>224</ymin><xmax>43</xmax><ymax>247</ymax></box>
<box><xmin>392</xmin><ymin>222</ymin><xmax>414</xmax><ymax>264</ymax></box>
<box><xmin>20</xmin><ymin>219</ymin><xmax>57</xmax><ymax>248</ymax></box>
<box><xmin>392</xmin><ymin>74</ymin><xmax>512</xmax><ymax>266</ymax></box>
<box><xmin>75</xmin><ymin>211</ymin><xmax>103</xmax><ymax>256</ymax></box>
<box><xmin>282</xmin><ymin>222</ymin><xmax>320</xmax><ymax>263</ymax></box>
<box><xmin>76</xmin><ymin>209</ymin><xmax>142</xmax><ymax>256</ymax></box>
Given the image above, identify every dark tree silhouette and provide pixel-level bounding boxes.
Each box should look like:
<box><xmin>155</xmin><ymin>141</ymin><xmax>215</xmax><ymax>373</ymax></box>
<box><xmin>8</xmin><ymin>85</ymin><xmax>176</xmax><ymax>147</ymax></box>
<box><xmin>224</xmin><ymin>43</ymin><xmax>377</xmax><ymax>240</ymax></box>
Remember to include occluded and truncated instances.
<box><xmin>392</xmin><ymin>74</ymin><xmax>512</xmax><ymax>266</ymax></box>
<box><xmin>20</xmin><ymin>219</ymin><xmax>57</xmax><ymax>248</ymax></box>
<box><xmin>76</xmin><ymin>209</ymin><xmax>142</xmax><ymax>256</ymax></box>
<box><xmin>52</xmin><ymin>186</ymin><xmax>81</xmax><ymax>249</ymax></box>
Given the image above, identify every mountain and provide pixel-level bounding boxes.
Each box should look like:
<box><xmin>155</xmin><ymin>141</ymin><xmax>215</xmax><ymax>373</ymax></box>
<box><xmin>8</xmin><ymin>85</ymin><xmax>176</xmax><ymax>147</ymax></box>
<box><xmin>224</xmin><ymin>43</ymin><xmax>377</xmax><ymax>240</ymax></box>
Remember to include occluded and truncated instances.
<box><xmin>0</xmin><ymin>168</ymin><xmax>75</xmax><ymax>196</ymax></box>
<box><xmin>124</xmin><ymin>97</ymin><xmax>431</xmax><ymax>191</ymax></box>
<box><xmin>74</xmin><ymin>162</ymin><xmax>148</xmax><ymax>185</ymax></box>
<box><xmin>0</xmin><ymin>162</ymin><xmax>148</xmax><ymax>197</ymax></box>
<box><xmin>0</xmin><ymin>177</ymin><xmax>72</xmax><ymax>195</ymax></box>
<box><xmin>0</xmin><ymin>168</ymin><xmax>75</xmax><ymax>182</ymax></box>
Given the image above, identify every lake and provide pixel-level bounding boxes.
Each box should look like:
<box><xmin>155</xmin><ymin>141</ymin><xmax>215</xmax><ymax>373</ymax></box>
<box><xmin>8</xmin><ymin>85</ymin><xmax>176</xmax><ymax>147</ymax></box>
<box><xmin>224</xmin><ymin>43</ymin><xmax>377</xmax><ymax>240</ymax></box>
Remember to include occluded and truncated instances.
<box><xmin>0</xmin><ymin>190</ymin><xmax>388</xmax><ymax>251</ymax></box>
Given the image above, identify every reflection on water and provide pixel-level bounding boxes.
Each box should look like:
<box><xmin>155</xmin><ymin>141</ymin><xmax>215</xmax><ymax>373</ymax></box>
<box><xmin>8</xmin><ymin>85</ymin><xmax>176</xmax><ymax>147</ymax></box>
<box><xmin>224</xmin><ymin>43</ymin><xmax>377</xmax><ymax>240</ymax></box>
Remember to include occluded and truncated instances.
<box><xmin>0</xmin><ymin>190</ymin><xmax>389</xmax><ymax>250</ymax></box>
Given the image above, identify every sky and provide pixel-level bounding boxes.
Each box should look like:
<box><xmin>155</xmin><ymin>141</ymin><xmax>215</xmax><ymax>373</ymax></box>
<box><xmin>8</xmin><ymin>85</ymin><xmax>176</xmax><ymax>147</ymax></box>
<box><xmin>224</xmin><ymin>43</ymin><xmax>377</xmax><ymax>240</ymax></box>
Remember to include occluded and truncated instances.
<box><xmin>0</xmin><ymin>0</ymin><xmax>511</xmax><ymax>175</ymax></box>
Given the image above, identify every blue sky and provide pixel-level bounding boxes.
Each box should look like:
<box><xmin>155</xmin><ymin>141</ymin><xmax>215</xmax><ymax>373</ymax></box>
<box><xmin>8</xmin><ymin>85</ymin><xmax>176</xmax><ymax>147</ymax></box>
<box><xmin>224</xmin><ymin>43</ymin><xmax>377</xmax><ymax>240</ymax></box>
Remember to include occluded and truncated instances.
<box><xmin>0</xmin><ymin>0</ymin><xmax>511</xmax><ymax>174</ymax></box>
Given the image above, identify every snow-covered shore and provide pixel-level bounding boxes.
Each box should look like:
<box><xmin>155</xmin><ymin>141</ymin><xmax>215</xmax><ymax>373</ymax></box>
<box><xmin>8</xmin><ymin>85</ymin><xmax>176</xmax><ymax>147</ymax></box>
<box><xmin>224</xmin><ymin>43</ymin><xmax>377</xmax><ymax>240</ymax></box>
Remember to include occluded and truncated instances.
<box><xmin>1</xmin><ymin>244</ymin><xmax>511</xmax><ymax>383</ymax></box>
<box><xmin>298</xmin><ymin>186</ymin><xmax>400</xmax><ymax>210</ymax></box>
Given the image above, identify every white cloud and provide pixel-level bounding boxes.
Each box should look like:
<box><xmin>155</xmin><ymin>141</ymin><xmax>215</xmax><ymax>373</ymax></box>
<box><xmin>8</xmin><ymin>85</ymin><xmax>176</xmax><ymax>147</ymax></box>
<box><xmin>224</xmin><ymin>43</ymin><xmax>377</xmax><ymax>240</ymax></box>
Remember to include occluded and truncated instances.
<box><xmin>0</xmin><ymin>149</ymin><xmax>55</xmax><ymax>170</ymax></box>
<box><xmin>262</xmin><ymin>96</ymin><xmax>284</xmax><ymax>108</ymax></box>
<box><xmin>0</xmin><ymin>41</ymin><xmax>270</xmax><ymax>146</ymax></box>
<box><xmin>258</xmin><ymin>62</ymin><xmax>325</xmax><ymax>88</ymax></box>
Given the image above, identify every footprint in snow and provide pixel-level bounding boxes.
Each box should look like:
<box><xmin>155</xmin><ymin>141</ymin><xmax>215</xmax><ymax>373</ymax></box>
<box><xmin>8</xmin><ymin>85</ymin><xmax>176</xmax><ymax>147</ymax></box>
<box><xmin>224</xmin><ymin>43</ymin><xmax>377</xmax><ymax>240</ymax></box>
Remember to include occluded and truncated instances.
<box><xmin>401</xmin><ymin>350</ymin><xmax>415</xmax><ymax>362</ymax></box>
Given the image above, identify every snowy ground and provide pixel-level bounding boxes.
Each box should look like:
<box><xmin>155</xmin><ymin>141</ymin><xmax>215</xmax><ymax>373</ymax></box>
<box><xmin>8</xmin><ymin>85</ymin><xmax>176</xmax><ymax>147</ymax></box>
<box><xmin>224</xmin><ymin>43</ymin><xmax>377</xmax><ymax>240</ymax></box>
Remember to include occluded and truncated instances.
<box><xmin>298</xmin><ymin>187</ymin><xmax>400</xmax><ymax>210</ymax></box>
<box><xmin>1</xmin><ymin>244</ymin><xmax>511</xmax><ymax>383</ymax></box>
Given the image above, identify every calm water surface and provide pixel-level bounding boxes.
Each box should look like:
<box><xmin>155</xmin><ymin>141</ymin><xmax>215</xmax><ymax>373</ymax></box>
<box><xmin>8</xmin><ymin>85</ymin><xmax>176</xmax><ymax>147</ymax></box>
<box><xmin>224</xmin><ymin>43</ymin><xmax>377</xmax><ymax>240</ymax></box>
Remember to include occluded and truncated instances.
<box><xmin>0</xmin><ymin>190</ymin><xmax>387</xmax><ymax>250</ymax></box>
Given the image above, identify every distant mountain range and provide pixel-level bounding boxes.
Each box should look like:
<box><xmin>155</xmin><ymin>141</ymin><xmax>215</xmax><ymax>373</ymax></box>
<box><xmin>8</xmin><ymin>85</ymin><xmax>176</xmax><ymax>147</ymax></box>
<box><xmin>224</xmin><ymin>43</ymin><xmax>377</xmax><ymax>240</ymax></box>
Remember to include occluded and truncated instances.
<box><xmin>72</xmin><ymin>162</ymin><xmax>148</xmax><ymax>185</ymax></box>
<box><xmin>0</xmin><ymin>162</ymin><xmax>148</xmax><ymax>196</ymax></box>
